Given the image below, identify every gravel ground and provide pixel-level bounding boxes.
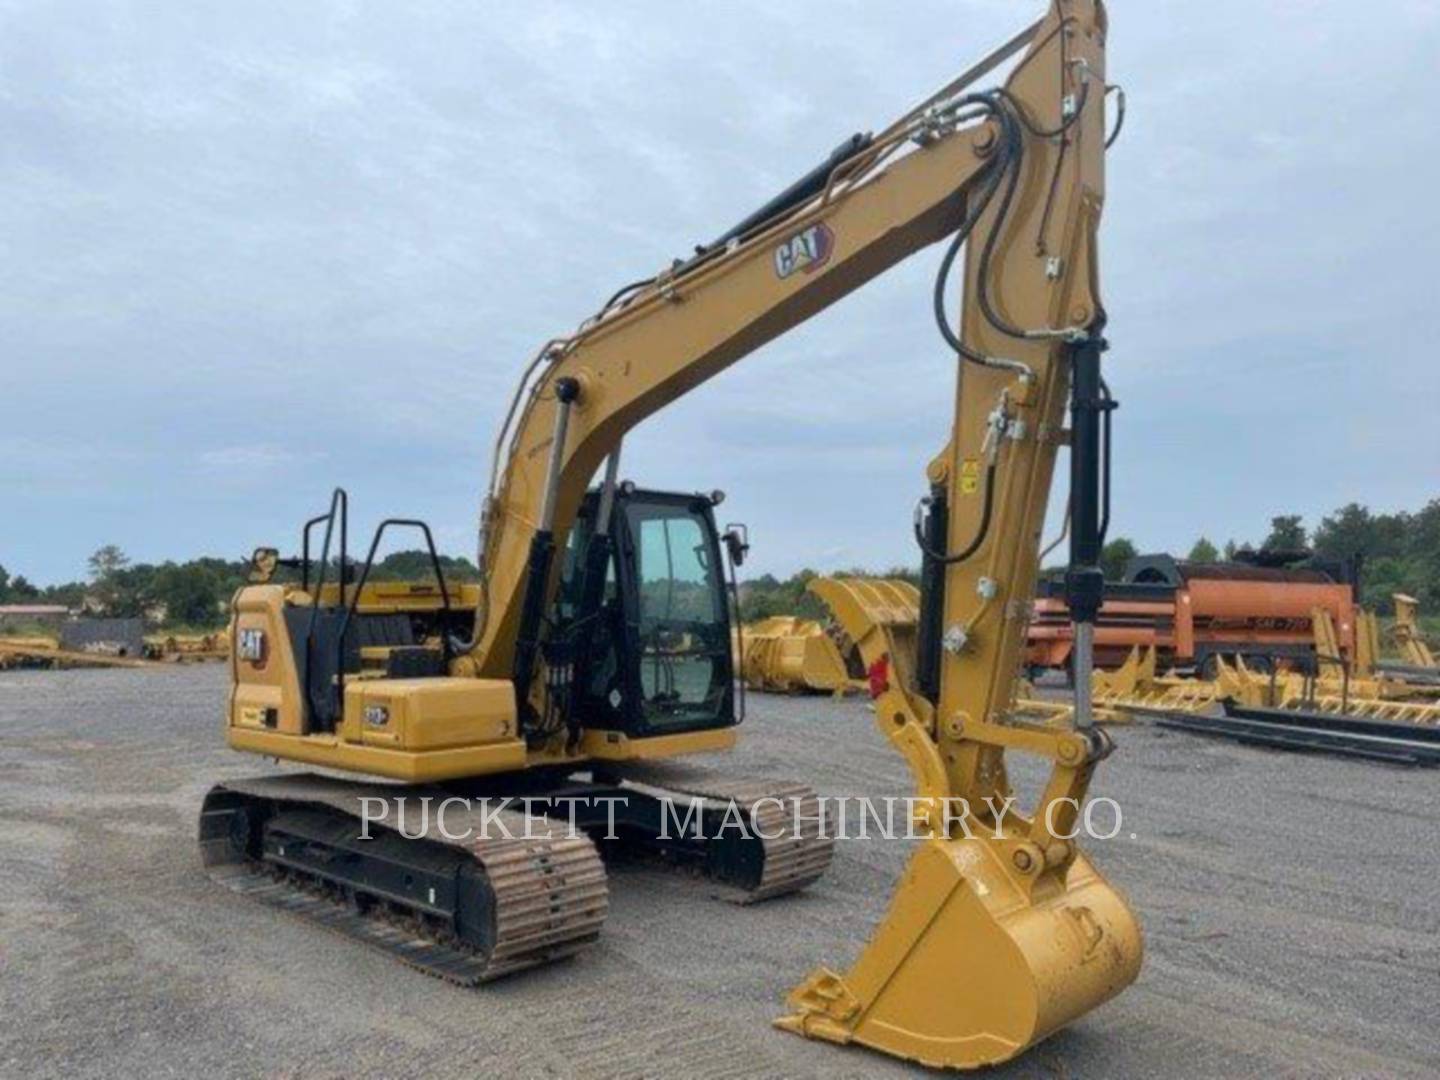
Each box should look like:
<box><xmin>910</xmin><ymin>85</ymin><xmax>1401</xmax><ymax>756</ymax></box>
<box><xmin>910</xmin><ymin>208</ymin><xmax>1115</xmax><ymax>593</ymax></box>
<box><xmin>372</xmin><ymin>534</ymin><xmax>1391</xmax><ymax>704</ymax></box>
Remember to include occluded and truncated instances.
<box><xmin>1</xmin><ymin>664</ymin><xmax>1436</xmax><ymax>1079</ymax></box>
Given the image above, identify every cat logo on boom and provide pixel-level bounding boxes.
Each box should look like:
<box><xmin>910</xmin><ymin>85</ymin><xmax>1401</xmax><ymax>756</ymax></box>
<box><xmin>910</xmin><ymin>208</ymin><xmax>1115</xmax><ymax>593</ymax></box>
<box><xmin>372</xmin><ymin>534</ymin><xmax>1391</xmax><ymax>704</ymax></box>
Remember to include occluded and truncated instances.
<box><xmin>774</xmin><ymin>223</ymin><xmax>834</xmax><ymax>278</ymax></box>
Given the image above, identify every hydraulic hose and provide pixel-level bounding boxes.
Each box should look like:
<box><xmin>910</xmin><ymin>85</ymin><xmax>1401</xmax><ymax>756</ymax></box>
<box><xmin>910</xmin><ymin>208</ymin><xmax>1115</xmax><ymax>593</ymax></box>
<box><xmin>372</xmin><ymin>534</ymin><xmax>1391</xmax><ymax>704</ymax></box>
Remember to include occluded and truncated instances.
<box><xmin>1104</xmin><ymin>85</ymin><xmax>1126</xmax><ymax>149</ymax></box>
<box><xmin>912</xmin><ymin>458</ymin><xmax>998</xmax><ymax>566</ymax></box>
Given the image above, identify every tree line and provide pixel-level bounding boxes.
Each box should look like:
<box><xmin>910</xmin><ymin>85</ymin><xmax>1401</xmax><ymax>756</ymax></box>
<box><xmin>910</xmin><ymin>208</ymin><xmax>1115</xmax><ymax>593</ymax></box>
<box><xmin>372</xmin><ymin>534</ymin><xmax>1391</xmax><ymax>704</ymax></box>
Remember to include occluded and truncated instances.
<box><xmin>1177</xmin><ymin>499</ymin><xmax>1439</xmax><ymax>613</ymax></box>
<box><xmin>738</xmin><ymin>499</ymin><xmax>1439</xmax><ymax>620</ymax></box>
<box><xmin>3</xmin><ymin>498</ymin><xmax>1434</xmax><ymax>629</ymax></box>
<box><xmin>0</xmin><ymin>546</ymin><xmax>479</xmax><ymax>630</ymax></box>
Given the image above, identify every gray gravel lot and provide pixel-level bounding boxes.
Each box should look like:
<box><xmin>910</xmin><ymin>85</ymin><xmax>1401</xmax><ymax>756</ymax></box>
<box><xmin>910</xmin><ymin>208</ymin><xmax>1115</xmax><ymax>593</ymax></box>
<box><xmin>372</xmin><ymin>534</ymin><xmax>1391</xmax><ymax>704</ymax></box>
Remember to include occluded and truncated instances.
<box><xmin>1</xmin><ymin>665</ymin><xmax>1437</xmax><ymax>1078</ymax></box>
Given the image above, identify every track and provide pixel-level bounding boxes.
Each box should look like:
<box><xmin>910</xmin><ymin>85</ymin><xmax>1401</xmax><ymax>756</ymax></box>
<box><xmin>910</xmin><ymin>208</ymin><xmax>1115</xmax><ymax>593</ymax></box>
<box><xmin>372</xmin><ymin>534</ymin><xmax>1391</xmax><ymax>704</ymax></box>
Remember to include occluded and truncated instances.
<box><xmin>607</xmin><ymin>767</ymin><xmax>835</xmax><ymax>903</ymax></box>
<box><xmin>199</xmin><ymin>766</ymin><xmax>834</xmax><ymax>984</ymax></box>
<box><xmin>200</xmin><ymin>774</ymin><xmax>610</xmax><ymax>983</ymax></box>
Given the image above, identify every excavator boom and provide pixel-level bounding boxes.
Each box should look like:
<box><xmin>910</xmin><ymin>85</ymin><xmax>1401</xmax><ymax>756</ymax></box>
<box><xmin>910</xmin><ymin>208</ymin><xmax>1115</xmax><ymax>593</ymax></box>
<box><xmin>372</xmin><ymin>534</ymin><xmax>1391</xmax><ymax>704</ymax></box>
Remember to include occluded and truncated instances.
<box><xmin>460</xmin><ymin>9</ymin><xmax>1079</xmax><ymax>684</ymax></box>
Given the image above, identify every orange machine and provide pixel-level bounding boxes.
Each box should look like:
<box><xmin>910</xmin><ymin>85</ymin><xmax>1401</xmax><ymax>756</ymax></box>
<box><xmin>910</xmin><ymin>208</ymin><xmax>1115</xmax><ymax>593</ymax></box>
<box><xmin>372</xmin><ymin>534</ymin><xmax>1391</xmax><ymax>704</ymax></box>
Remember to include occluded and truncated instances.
<box><xmin>1027</xmin><ymin>553</ymin><xmax>1358</xmax><ymax>675</ymax></box>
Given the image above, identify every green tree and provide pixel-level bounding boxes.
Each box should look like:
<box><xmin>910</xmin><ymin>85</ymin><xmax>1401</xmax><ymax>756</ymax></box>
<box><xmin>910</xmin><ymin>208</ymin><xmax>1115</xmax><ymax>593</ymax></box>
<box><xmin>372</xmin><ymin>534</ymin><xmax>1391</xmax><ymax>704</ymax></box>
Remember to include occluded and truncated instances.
<box><xmin>85</xmin><ymin>544</ymin><xmax>133</xmax><ymax>615</ymax></box>
<box><xmin>1312</xmin><ymin>503</ymin><xmax>1374</xmax><ymax>561</ymax></box>
<box><xmin>1100</xmin><ymin>537</ymin><xmax>1138</xmax><ymax>581</ymax></box>
<box><xmin>1362</xmin><ymin>557</ymin><xmax>1419</xmax><ymax>615</ymax></box>
<box><xmin>1262</xmin><ymin>515</ymin><xmax>1308</xmax><ymax>551</ymax></box>
<box><xmin>87</xmin><ymin>544</ymin><xmax>130</xmax><ymax>581</ymax></box>
<box><xmin>103</xmin><ymin>564</ymin><xmax>153</xmax><ymax>618</ymax></box>
<box><xmin>7</xmin><ymin>574</ymin><xmax>40</xmax><ymax>601</ymax></box>
<box><xmin>1408</xmin><ymin>500</ymin><xmax>1440</xmax><ymax>609</ymax></box>
<box><xmin>152</xmin><ymin>564</ymin><xmax>223</xmax><ymax>626</ymax></box>
<box><xmin>1187</xmin><ymin>537</ymin><xmax>1220</xmax><ymax>563</ymax></box>
<box><xmin>40</xmin><ymin>581</ymin><xmax>86</xmax><ymax>609</ymax></box>
<box><xmin>1370</xmin><ymin>511</ymin><xmax>1413</xmax><ymax>559</ymax></box>
<box><xmin>0</xmin><ymin>564</ymin><xmax>9</xmax><ymax>603</ymax></box>
<box><xmin>373</xmin><ymin>549</ymin><xmax>480</xmax><ymax>583</ymax></box>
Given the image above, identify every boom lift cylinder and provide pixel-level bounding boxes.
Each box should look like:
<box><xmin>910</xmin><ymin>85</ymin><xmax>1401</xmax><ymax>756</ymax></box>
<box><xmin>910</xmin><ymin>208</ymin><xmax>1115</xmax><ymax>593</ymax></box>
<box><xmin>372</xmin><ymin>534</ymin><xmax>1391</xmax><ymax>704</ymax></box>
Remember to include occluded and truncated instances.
<box><xmin>512</xmin><ymin>375</ymin><xmax>581</xmax><ymax>729</ymax></box>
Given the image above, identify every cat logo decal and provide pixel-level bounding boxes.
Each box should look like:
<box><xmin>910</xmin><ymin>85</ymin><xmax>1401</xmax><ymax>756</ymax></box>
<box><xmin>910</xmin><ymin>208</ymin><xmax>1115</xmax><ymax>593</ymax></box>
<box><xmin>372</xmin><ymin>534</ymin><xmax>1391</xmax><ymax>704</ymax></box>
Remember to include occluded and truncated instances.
<box><xmin>774</xmin><ymin>223</ymin><xmax>835</xmax><ymax>278</ymax></box>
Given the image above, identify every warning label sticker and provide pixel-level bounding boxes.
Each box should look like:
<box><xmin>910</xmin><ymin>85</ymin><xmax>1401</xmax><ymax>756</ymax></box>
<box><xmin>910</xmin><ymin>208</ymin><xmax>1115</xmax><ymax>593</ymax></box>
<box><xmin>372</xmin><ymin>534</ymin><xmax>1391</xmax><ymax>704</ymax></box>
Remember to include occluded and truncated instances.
<box><xmin>960</xmin><ymin>458</ymin><xmax>981</xmax><ymax>495</ymax></box>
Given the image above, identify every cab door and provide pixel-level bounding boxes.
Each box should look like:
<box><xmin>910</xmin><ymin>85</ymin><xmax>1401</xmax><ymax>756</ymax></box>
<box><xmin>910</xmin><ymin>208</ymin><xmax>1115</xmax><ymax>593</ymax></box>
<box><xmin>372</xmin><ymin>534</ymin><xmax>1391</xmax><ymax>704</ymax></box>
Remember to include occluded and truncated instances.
<box><xmin>614</xmin><ymin>492</ymin><xmax>736</xmax><ymax>736</ymax></box>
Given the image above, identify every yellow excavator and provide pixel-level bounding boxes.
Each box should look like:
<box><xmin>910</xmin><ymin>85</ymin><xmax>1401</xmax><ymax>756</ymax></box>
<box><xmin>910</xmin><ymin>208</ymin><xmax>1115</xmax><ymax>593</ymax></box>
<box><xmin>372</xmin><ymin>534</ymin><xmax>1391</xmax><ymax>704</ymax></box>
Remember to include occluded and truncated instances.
<box><xmin>202</xmin><ymin>0</ymin><xmax>1140</xmax><ymax>1069</ymax></box>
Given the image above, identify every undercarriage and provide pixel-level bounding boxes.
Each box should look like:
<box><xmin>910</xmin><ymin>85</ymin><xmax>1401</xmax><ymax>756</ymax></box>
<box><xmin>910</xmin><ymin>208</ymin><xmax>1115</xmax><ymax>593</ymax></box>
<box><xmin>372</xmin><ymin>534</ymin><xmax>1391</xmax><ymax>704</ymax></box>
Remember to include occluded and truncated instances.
<box><xmin>200</xmin><ymin>764</ymin><xmax>833</xmax><ymax>983</ymax></box>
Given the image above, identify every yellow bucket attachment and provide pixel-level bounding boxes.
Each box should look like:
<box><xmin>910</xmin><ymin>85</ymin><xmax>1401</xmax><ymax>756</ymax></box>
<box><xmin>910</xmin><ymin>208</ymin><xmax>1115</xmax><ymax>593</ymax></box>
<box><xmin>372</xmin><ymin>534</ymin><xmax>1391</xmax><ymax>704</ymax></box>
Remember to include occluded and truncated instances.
<box><xmin>777</xmin><ymin>835</ymin><xmax>1141</xmax><ymax>1069</ymax></box>
<box><xmin>807</xmin><ymin>577</ymin><xmax>921</xmax><ymax>690</ymax></box>
<box><xmin>1392</xmin><ymin>593</ymin><xmax>1437</xmax><ymax>669</ymax></box>
<box><xmin>734</xmin><ymin>616</ymin><xmax>861</xmax><ymax>695</ymax></box>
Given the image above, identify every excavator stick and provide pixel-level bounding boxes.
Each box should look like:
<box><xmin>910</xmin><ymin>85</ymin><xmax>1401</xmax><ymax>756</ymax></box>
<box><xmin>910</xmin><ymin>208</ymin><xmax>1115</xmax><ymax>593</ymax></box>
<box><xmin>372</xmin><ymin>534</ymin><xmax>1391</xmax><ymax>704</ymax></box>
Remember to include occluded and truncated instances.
<box><xmin>777</xmin><ymin>2</ymin><xmax>1140</xmax><ymax>1065</ymax></box>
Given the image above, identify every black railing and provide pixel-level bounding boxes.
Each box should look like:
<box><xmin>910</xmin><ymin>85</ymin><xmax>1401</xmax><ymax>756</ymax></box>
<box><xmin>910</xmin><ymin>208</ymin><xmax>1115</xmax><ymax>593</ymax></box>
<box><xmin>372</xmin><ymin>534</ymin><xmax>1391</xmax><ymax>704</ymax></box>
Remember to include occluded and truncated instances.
<box><xmin>300</xmin><ymin>488</ymin><xmax>348</xmax><ymax>725</ymax></box>
<box><xmin>330</xmin><ymin>518</ymin><xmax>453</xmax><ymax>711</ymax></box>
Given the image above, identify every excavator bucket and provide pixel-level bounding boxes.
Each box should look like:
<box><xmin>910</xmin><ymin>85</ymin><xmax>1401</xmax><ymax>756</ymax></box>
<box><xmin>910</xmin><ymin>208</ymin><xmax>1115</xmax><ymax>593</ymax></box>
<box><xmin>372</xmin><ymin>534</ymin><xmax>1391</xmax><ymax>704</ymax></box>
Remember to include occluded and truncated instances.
<box><xmin>734</xmin><ymin>616</ymin><xmax>862</xmax><ymax>695</ymax></box>
<box><xmin>806</xmin><ymin>577</ymin><xmax>921</xmax><ymax>691</ymax></box>
<box><xmin>776</xmin><ymin>832</ymin><xmax>1141</xmax><ymax>1069</ymax></box>
<box><xmin>783</xmin><ymin>581</ymin><xmax>1140</xmax><ymax>1068</ymax></box>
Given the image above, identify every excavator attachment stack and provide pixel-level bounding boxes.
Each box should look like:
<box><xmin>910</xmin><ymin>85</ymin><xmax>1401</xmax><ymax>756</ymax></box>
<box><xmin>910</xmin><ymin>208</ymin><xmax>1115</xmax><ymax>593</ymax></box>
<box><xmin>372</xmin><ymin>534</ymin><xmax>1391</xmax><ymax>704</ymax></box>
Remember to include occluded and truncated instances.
<box><xmin>1088</xmin><ymin>645</ymin><xmax>1226</xmax><ymax>716</ymax></box>
<box><xmin>734</xmin><ymin>577</ymin><xmax>922</xmax><ymax>697</ymax></box>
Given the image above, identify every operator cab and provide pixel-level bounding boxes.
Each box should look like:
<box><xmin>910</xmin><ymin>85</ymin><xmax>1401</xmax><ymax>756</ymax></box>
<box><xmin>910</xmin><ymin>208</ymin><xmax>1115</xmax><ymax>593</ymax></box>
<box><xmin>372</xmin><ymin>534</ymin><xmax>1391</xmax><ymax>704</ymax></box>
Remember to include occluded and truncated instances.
<box><xmin>239</xmin><ymin>484</ymin><xmax>745</xmax><ymax>746</ymax></box>
<box><xmin>555</xmin><ymin>486</ymin><xmax>743</xmax><ymax>738</ymax></box>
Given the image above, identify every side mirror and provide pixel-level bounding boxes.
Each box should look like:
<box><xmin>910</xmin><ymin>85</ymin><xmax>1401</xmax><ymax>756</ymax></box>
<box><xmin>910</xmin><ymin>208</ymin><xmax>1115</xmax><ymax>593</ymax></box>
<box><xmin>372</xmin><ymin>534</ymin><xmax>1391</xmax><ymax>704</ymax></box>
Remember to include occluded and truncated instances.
<box><xmin>723</xmin><ymin>523</ymin><xmax>749</xmax><ymax>568</ymax></box>
<box><xmin>249</xmin><ymin>546</ymin><xmax>280</xmax><ymax>584</ymax></box>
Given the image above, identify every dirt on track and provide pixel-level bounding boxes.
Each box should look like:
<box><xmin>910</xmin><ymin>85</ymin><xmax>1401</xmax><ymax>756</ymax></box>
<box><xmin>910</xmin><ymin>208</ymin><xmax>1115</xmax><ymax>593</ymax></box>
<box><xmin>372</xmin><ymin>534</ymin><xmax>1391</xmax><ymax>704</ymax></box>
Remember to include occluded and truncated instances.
<box><xmin>1</xmin><ymin>665</ymin><xmax>1436</xmax><ymax>1079</ymax></box>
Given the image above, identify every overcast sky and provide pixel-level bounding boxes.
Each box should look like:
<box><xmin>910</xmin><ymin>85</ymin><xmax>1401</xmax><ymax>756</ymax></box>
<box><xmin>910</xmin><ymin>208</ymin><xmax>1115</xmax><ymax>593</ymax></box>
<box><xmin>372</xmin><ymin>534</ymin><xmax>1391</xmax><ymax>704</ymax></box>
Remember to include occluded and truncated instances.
<box><xmin>3</xmin><ymin>1</ymin><xmax>1437</xmax><ymax>585</ymax></box>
